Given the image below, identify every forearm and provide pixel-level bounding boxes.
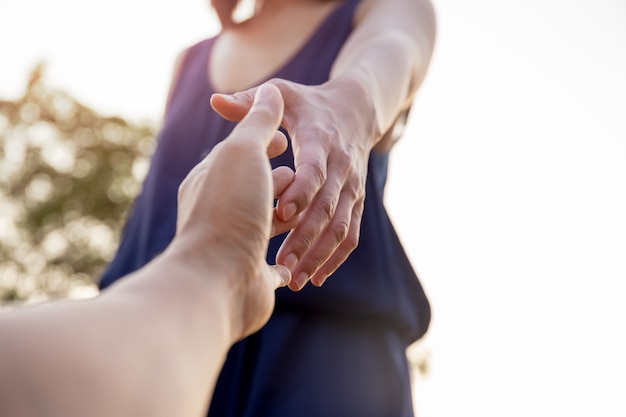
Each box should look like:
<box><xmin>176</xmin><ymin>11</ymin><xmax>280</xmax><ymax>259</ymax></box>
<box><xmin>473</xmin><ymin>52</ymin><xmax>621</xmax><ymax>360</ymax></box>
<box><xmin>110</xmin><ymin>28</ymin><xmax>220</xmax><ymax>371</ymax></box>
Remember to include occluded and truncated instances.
<box><xmin>0</xmin><ymin>83</ymin><xmax>285</xmax><ymax>416</ymax></box>
<box><xmin>0</xmin><ymin>249</ymin><xmax>235</xmax><ymax>417</ymax></box>
<box><xmin>94</xmin><ymin>247</ymin><xmax>236</xmax><ymax>416</ymax></box>
<box><xmin>330</xmin><ymin>0</ymin><xmax>436</xmax><ymax>144</ymax></box>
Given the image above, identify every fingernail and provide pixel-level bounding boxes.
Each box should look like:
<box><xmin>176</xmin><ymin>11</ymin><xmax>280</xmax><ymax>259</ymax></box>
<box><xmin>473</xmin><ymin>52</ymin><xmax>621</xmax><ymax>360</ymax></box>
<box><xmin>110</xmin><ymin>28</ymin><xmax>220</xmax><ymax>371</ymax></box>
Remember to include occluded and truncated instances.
<box><xmin>283</xmin><ymin>253</ymin><xmax>298</xmax><ymax>271</ymax></box>
<box><xmin>295</xmin><ymin>272</ymin><xmax>309</xmax><ymax>290</ymax></box>
<box><xmin>283</xmin><ymin>203</ymin><xmax>297</xmax><ymax>221</ymax></box>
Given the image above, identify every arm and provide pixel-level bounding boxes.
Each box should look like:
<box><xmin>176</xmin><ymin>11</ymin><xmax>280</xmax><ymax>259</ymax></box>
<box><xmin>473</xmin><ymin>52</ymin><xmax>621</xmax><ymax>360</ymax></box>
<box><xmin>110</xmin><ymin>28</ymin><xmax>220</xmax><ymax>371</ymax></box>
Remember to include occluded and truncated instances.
<box><xmin>0</xmin><ymin>256</ymin><xmax>240</xmax><ymax>417</ymax></box>
<box><xmin>211</xmin><ymin>0</ymin><xmax>437</xmax><ymax>290</ymax></box>
<box><xmin>0</xmin><ymin>85</ymin><xmax>292</xmax><ymax>417</ymax></box>
<box><xmin>332</xmin><ymin>0</ymin><xmax>436</xmax><ymax>149</ymax></box>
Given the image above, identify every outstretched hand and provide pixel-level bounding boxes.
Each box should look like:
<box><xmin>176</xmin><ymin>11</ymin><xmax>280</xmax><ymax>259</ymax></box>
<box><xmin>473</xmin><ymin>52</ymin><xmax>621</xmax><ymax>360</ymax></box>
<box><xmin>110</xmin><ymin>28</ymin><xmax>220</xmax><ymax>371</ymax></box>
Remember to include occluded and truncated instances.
<box><xmin>176</xmin><ymin>84</ymin><xmax>296</xmax><ymax>339</ymax></box>
<box><xmin>211</xmin><ymin>78</ymin><xmax>377</xmax><ymax>291</ymax></box>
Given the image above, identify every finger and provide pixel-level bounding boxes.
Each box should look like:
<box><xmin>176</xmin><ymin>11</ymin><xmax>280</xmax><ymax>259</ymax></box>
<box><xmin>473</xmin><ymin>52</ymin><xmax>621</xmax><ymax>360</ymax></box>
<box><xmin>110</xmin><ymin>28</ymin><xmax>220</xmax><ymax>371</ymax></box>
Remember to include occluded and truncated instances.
<box><xmin>211</xmin><ymin>79</ymin><xmax>296</xmax><ymax>129</ymax></box>
<box><xmin>309</xmin><ymin>201</ymin><xmax>364</xmax><ymax>287</ymax></box>
<box><xmin>193</xmin><ymin>85</ymin><xmax>283</xmax><ymax>175</ymax></box>
<box><xmin>275</xmin><ymin>173</ymin><xmax>342</xmax><ymax>268</ymax></box>
<box><xmin>275</xmin><ymin>155</ymin><xmax>328</xmax><ymax>222</ymax></box>
<box><xmin>271</xmin><ymin>211</ymin><xmax>299</xmax><ymax>237</ymax></box>
<box><xmin>274</xmin><ymin>119</ymin><xmax>336</xmax><ymax>222</ymax></box>
<box><xmin>227</xmin><ymin>84</ymin><xmax>284</xmax><ymax>149</ymax></box>
<box><xmin>268</xmin><ymin>264</ymin><xmax>292</xmax><ymax>288</ymax></box>
<box><xmin>271</xmin><ymin>167</ymin><xmax>297</xmax><ymax>237</ymax></box>
<box><xmin>280</xmin><ymin>186</ymin><xmax>353</xmax><ymax>290</ymax></box>
<box><xmin>267</xmin><ymin>130</ymin><xmax>288</xmax><ymax>159</ymax></box>
<box><xmin>210</xmin><ymin>88</ymin><xmax>258</xmax><ymax>122</ymax></box>
<box><xmin>273</xmin><ymin>166</ymin><xmax>295</xmax><ymax>198</ymax></box>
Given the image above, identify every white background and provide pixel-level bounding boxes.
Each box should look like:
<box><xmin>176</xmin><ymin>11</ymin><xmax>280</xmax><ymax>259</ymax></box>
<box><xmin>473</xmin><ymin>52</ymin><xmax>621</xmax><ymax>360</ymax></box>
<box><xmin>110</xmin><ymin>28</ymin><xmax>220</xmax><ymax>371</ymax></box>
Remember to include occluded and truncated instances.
<box><xmin>1</xmin><ymin>0</ymin><xmax>625</xmax><ymax>415</ymax></box>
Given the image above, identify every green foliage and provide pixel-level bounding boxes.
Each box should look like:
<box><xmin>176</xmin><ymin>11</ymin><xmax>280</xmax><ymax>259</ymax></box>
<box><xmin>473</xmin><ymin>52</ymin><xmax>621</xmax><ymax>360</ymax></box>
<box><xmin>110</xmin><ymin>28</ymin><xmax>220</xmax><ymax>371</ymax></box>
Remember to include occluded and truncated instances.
<box><xmin>0</xmin><ymin>64</ymin><xmax>156</xmax><ymax>302</ymax></box>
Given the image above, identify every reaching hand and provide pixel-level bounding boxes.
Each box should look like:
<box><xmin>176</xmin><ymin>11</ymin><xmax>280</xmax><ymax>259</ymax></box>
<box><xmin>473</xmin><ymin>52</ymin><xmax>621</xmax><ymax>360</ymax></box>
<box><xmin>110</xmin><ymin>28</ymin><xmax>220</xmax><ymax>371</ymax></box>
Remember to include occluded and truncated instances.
<box><xmin>211</xmin><ymin>77</ymin><xmax>377</xmax><ymax>291</ymax></box>
<box><xmin>176</xmin><ymin>84</ymin><xmax>295</xmax><ymax>339</ymax></box>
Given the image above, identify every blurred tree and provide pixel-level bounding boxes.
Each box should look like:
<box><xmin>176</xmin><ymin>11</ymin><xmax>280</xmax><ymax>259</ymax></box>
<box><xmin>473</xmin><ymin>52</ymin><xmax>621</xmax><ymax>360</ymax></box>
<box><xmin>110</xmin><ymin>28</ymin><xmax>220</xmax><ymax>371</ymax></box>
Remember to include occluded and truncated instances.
<box><xmin>0</xmin><ymin>63</ymin><xmax>156</xmax><ymax>303</ymax></box>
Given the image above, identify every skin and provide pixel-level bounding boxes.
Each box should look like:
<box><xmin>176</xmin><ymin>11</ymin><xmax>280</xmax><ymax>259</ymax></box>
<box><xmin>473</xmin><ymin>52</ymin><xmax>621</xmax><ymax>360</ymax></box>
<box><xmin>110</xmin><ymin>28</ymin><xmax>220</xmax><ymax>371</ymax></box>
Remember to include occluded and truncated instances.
<box><xmin>210</xmin><ymin>0</ymin><xmax>437</xmax><ymax>290</ymax></box>
<box><xmin>0</xmin><ymin>85</ymin><xmax>293</xmax><ymax>417</ymax></box>
<box><xmin>0</xmin><ymin>0</ymin><xmax>437</xmax><ymax>412</ymax></box>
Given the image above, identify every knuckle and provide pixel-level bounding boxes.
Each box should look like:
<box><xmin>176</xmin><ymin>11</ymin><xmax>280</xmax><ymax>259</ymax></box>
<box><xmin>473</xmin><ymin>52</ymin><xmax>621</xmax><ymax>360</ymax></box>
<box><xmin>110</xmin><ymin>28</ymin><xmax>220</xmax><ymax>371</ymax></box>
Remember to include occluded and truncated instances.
<box><xmin>331</xmin><ymin>220</ymin><xmax>350</xmax><ymax>243</ymax></box>
<box><xmin>307</xmin><ymin>158</ymin><xmax>327</xmax><ymax>184</ymax></box>
<box><xmin>251</xmin><ymin>103</ymin><xmax>276</xmax><ymax>123</ymax></box>
<box><xmin>347</xmin><ymin>183</ymin><xmax>365</xmax><ymax>202</ymax></box>
<box><xmin>345</xmin><ymin>231</ymin><xmax>359</xmax><ymax>251</ymax></box>
<box><xmin>317</xmin><ymin>194</ymin><xmax>337</xmax><ymax>217</ymax></box>
<box><xmin>334</xmin><ymin>147</ymin><xmax>352</xmax><ymax>170</ymax></box>
<box><xmin>295</xmin><ymin>231</ymin><xmax>316</xmax><ymax>254</ymax></box>
<box><xmin>305</xmin><ymin>253</ymin><xmax>326</xmax><ymax>274</ymax></box>
<box><xmin>267</xmin><ymin>78</ymin><xmax>292</xmax><ymax>97</ymax></box>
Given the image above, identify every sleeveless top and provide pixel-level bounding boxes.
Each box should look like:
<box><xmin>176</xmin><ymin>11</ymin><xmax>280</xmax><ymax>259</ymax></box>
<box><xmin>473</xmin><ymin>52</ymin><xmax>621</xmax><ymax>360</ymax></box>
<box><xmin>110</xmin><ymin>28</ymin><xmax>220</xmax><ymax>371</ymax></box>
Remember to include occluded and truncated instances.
<box><xmin>100</xmin><ymin>0</ymin><xmax>430</xmax><ymax>345</ymax></box>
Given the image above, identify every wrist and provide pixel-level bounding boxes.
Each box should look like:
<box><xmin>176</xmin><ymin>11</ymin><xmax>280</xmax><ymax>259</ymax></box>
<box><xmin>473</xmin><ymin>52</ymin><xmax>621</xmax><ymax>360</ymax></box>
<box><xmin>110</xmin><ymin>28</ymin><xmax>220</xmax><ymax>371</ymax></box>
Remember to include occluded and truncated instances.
<box><xmin>167</xmin><ymin>234</ymin><xmax>242</xmax><ymax>293</ymax></box>
<box><xmin>323</xmin><ymin>74</ymin><xmax>382</xmax><ymax>149</ymax></box>
<box><xmin>135</xmin><ymin>238</ymin><xmax>246</xmax><ymax>345</ymax></box>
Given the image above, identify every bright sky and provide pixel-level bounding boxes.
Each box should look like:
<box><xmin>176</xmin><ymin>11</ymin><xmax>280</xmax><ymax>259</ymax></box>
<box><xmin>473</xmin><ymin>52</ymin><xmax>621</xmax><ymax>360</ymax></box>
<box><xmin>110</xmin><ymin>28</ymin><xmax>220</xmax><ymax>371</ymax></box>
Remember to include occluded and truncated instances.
<box><xmin>1</xmin><ymin>0</ymin><xmax>625</xmax><ymax>416</ymax></box>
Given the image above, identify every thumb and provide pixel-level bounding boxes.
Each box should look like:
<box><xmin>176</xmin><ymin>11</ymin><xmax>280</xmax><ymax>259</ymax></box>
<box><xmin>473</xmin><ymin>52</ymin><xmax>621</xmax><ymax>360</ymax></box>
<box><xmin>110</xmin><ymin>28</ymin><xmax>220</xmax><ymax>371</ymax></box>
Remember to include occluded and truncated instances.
<box><xmin>269</xmin><ymin>264</ymin><xmax>292</xmax><ymax>288</ymax></box>
<box><xmin>210</xmin><ymin>88</ymin><xmax>257</xmax><ymax>122</ymax></box>
<box><xmin>227</xmin><ymin>84</ymin><xmax>284</xmax><ymax>149</ymax></box>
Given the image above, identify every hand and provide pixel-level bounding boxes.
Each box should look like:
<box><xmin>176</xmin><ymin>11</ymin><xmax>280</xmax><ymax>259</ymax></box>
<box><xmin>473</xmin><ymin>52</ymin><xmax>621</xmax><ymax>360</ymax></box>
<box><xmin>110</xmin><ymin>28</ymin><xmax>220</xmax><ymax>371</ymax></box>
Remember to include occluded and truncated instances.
<box><xmin>175</xmin><ymin>84</ymin><xmax>295</xmax><ymax>339</ymax></box>
<box><xmin>211</xmin><ymin>77</ymin><xmax>377</xmax><ymax>291</ymax></box>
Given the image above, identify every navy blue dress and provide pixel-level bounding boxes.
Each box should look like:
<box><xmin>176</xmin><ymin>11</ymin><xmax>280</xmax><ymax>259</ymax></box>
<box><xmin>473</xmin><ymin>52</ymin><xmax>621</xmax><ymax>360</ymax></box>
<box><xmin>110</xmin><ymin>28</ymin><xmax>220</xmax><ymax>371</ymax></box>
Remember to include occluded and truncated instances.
<box><xmin>100</xmin><ymin>1</ymin><xmax>431</xmax><ymax>415</ymax></box>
